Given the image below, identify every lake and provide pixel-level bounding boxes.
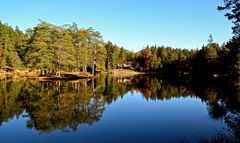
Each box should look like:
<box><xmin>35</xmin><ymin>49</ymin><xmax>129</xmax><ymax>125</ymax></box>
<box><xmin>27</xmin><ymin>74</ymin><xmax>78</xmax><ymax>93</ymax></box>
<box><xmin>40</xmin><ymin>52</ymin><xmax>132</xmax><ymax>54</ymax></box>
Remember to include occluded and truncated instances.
<box><xmin>0</xmin><ymin>75</ymin><xmax>239</xmax><ymax>143</ymax></box>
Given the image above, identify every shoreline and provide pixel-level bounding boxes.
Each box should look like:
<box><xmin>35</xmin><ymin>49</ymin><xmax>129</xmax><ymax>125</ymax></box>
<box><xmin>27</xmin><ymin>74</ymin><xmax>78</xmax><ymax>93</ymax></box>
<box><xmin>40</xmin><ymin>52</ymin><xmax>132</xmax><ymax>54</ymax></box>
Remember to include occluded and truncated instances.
<box><xmin>107</xmin><ymin>69</ymin><xmax>145</xmax><ymax>77</ymax></box>
<box><xmin>0</xmin><ymin>69</ymin><xmax>143</xmax><ymax>81</ymax></box>
<box><xmin>0</xmin><ymin>71</ymin><xmax>94</xmax><ymax>81</ymax></box>
<box><xmin>1</xmin><ymin>70</ymin><xmax>239</xmax><ymax>88</ymax></box>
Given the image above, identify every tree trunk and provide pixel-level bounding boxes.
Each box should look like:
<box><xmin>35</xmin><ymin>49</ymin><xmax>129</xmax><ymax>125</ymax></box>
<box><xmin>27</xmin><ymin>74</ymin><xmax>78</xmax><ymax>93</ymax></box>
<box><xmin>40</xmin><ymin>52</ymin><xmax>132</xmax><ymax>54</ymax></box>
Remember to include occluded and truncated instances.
<box><xmin>92</xmin><ymin>45</ymin><xmax>97</xmax><ymax>76</ymax></box>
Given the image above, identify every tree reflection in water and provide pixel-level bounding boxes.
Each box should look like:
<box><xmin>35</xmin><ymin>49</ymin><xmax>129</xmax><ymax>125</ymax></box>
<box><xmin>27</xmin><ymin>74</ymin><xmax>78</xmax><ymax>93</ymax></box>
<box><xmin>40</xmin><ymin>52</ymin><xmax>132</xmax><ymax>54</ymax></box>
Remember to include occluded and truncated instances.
<box><xmin>16</xmin><ymin>80</ymin><xmax>105</xmax><ymax>133</ymax></box>
<box><xmin>0</xmin><ymin>75</ymin><xmax>239</xmax><ymax>142</ymax></box>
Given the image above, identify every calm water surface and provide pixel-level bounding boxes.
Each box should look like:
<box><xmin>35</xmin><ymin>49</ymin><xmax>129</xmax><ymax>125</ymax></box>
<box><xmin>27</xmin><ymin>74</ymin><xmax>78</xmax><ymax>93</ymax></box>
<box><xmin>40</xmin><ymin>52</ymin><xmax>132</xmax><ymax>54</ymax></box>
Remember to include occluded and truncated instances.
<box><xmin>0</xmin><ymin>75</ymin><xmax>239</xmax><ymax>143</ymax></box>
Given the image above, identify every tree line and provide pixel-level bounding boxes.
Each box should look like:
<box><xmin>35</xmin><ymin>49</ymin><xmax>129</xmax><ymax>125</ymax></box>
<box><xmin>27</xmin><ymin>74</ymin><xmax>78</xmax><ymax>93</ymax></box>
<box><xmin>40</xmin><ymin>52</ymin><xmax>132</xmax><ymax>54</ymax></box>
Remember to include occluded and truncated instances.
<box><xmin>134</xmin><ymin>36</ymin><xmax>231</xmax><ymax>77</ymax></box>
<box><xmin>0</xmin><ymin>0</ymin><xmax>239</xmax><ymax>81</ymax></box>
<box><xmin>0</xmin><ymin>21</ymin><xmax>132</xmax><ymax>75</ymax></box>
<box><xmin>134</xmin><ymin>0</ymin><xmax>240</xmax><ymax>83</ymax></box>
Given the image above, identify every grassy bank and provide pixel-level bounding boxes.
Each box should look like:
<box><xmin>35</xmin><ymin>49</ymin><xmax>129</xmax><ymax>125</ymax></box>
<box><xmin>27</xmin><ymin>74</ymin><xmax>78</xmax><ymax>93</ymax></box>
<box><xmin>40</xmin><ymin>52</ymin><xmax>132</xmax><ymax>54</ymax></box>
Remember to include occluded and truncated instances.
<box><xmin>107</xmin><ymin>69</ymin><xmax>144</xmax><ymax>77</ymax></box>
<box><xmin>0</xmin><ymin>69</ymin><xmax>143</xmax><ymax>81</ymax></box>
<box><xmin>35</xmin><ymin>72</ymin><xmax>94</xmax><ymax>81</ymax></box>
<box><xmin>0</xmin><ymin>69</ymin><xmax>94</xmax><ymax>81</ymax></box>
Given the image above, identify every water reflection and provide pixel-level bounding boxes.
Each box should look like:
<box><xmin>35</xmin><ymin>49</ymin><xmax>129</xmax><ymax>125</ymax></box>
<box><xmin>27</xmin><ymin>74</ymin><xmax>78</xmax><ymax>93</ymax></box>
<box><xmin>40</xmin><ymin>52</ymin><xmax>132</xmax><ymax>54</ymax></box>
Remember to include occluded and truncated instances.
<box><xmin>17</xmin><ymin>80</ymin><xmax>105</xmax><ymax>133</ymax></box>
<box><xmin>0</xmin><ymin>75</ymin><xmax>239</xmax><ymax>142</ymax></box>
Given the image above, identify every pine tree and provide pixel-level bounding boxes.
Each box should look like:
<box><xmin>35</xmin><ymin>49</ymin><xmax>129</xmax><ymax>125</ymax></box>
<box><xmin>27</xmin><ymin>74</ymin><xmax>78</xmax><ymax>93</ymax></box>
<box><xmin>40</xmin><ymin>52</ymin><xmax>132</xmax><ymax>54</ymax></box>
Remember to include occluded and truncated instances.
<box><xmin>96</xmin><ymin>43</ymin><xmax>107</xmax><ymax>71</ymax></box>
<box><xmin>150</xmin><ymin>47</ymin><xmax>159</xmax><ymax>70</ymax></box>
<box><xmin>14</xmin><ymin>26</ymin><xmax>27</xmax><ymax>63</ymax></box>
<box><xmin>51</xmin><ymin>26</ymin><xmax>76</xmax><ymax>74</ymax></box>
<box><xmin>218</xmin><ymin>0</ymin><xmax>240</xmax><ymax>38</ymax></box>
<box><xmin>218</xmin><ymin>0</ymin><xmax>240</xmax><ymax>81</ymax></box>
<box><xmin>0</xmin><ymin>22</ymin><xmax>22</xmax><ymax>68</ymax></box>
<box><xmin>25</xmin><ymin>21</ymin><xmax>54</xmax><ymax>74</ymax></box>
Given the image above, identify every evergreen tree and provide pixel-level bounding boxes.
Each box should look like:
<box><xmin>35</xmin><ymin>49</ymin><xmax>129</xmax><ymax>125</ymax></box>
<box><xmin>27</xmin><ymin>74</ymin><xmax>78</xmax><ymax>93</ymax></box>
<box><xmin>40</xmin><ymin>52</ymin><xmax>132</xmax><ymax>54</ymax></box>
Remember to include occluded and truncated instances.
<box><xmin>218</xmin><ymin>0</ymin><xmax>240</xmax><ymax>38</ymax></box>
<box><xmin>150</xmin><ymin>47</ymin><xmax>159</xmax><ymax>70</ymax></box>
<box><xmin>105</xmin><ymin>42</ymin><xmax>114</xmax><ymax>70</ymax></box>
<box><xmin>0</xmin><ymin>22</ymin><xmax>22</xmax><ymax>68</ymax></box>
<box><xmin>118</xmin><ymin>47</ymin><xmax>127</xmax><ymax>66</ymax></box>
<box><xmin>96</xmin><ymin>43</ymin><xmax>107</xmax><ymax>71</ymax></box>
<box><xmin>51</xmin><ymin>26</ymin><xmax>75</xmax><ymax>74</ymax></box>
<box><xmin>14</xmin><ymin>26</ymin><xmax>27</xmax><ymax>62</ymax></box>
<box><xmin>218</xmin><ymin>0</ymin><xmax>240</xmax><ymax>81</ymax></box>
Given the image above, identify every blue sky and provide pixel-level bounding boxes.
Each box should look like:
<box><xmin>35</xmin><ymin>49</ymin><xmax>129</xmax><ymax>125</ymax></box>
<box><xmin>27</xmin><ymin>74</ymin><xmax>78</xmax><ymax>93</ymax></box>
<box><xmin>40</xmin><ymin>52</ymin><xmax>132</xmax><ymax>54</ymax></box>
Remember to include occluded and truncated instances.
<box><xmin>0</xmin><ymin>0</ymin><xmax>233</xmax><ymax>51</ymax></box>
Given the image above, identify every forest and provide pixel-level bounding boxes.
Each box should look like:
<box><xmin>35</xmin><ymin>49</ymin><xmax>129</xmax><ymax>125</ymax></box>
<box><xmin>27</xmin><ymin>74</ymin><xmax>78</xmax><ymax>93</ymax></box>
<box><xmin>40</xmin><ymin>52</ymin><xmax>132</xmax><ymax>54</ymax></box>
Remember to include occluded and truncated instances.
<box><xmin>0</xmin><ymin>21</ymin><xmax>133</xmax><ymax>74</ymax></box>
<box><xmin>0</xmin><ymin>0</ymin><xmax>239</xmax><ymax>83</ymax></box>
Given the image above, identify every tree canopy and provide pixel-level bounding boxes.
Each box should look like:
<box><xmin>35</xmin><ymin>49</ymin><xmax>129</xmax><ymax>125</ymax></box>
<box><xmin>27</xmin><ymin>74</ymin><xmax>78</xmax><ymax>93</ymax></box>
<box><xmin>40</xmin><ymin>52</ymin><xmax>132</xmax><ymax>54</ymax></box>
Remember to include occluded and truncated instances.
<box><xmin>0</xmin><ymin>21</ymin><xmax>132</xmax><ymax>75</ymax></box>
